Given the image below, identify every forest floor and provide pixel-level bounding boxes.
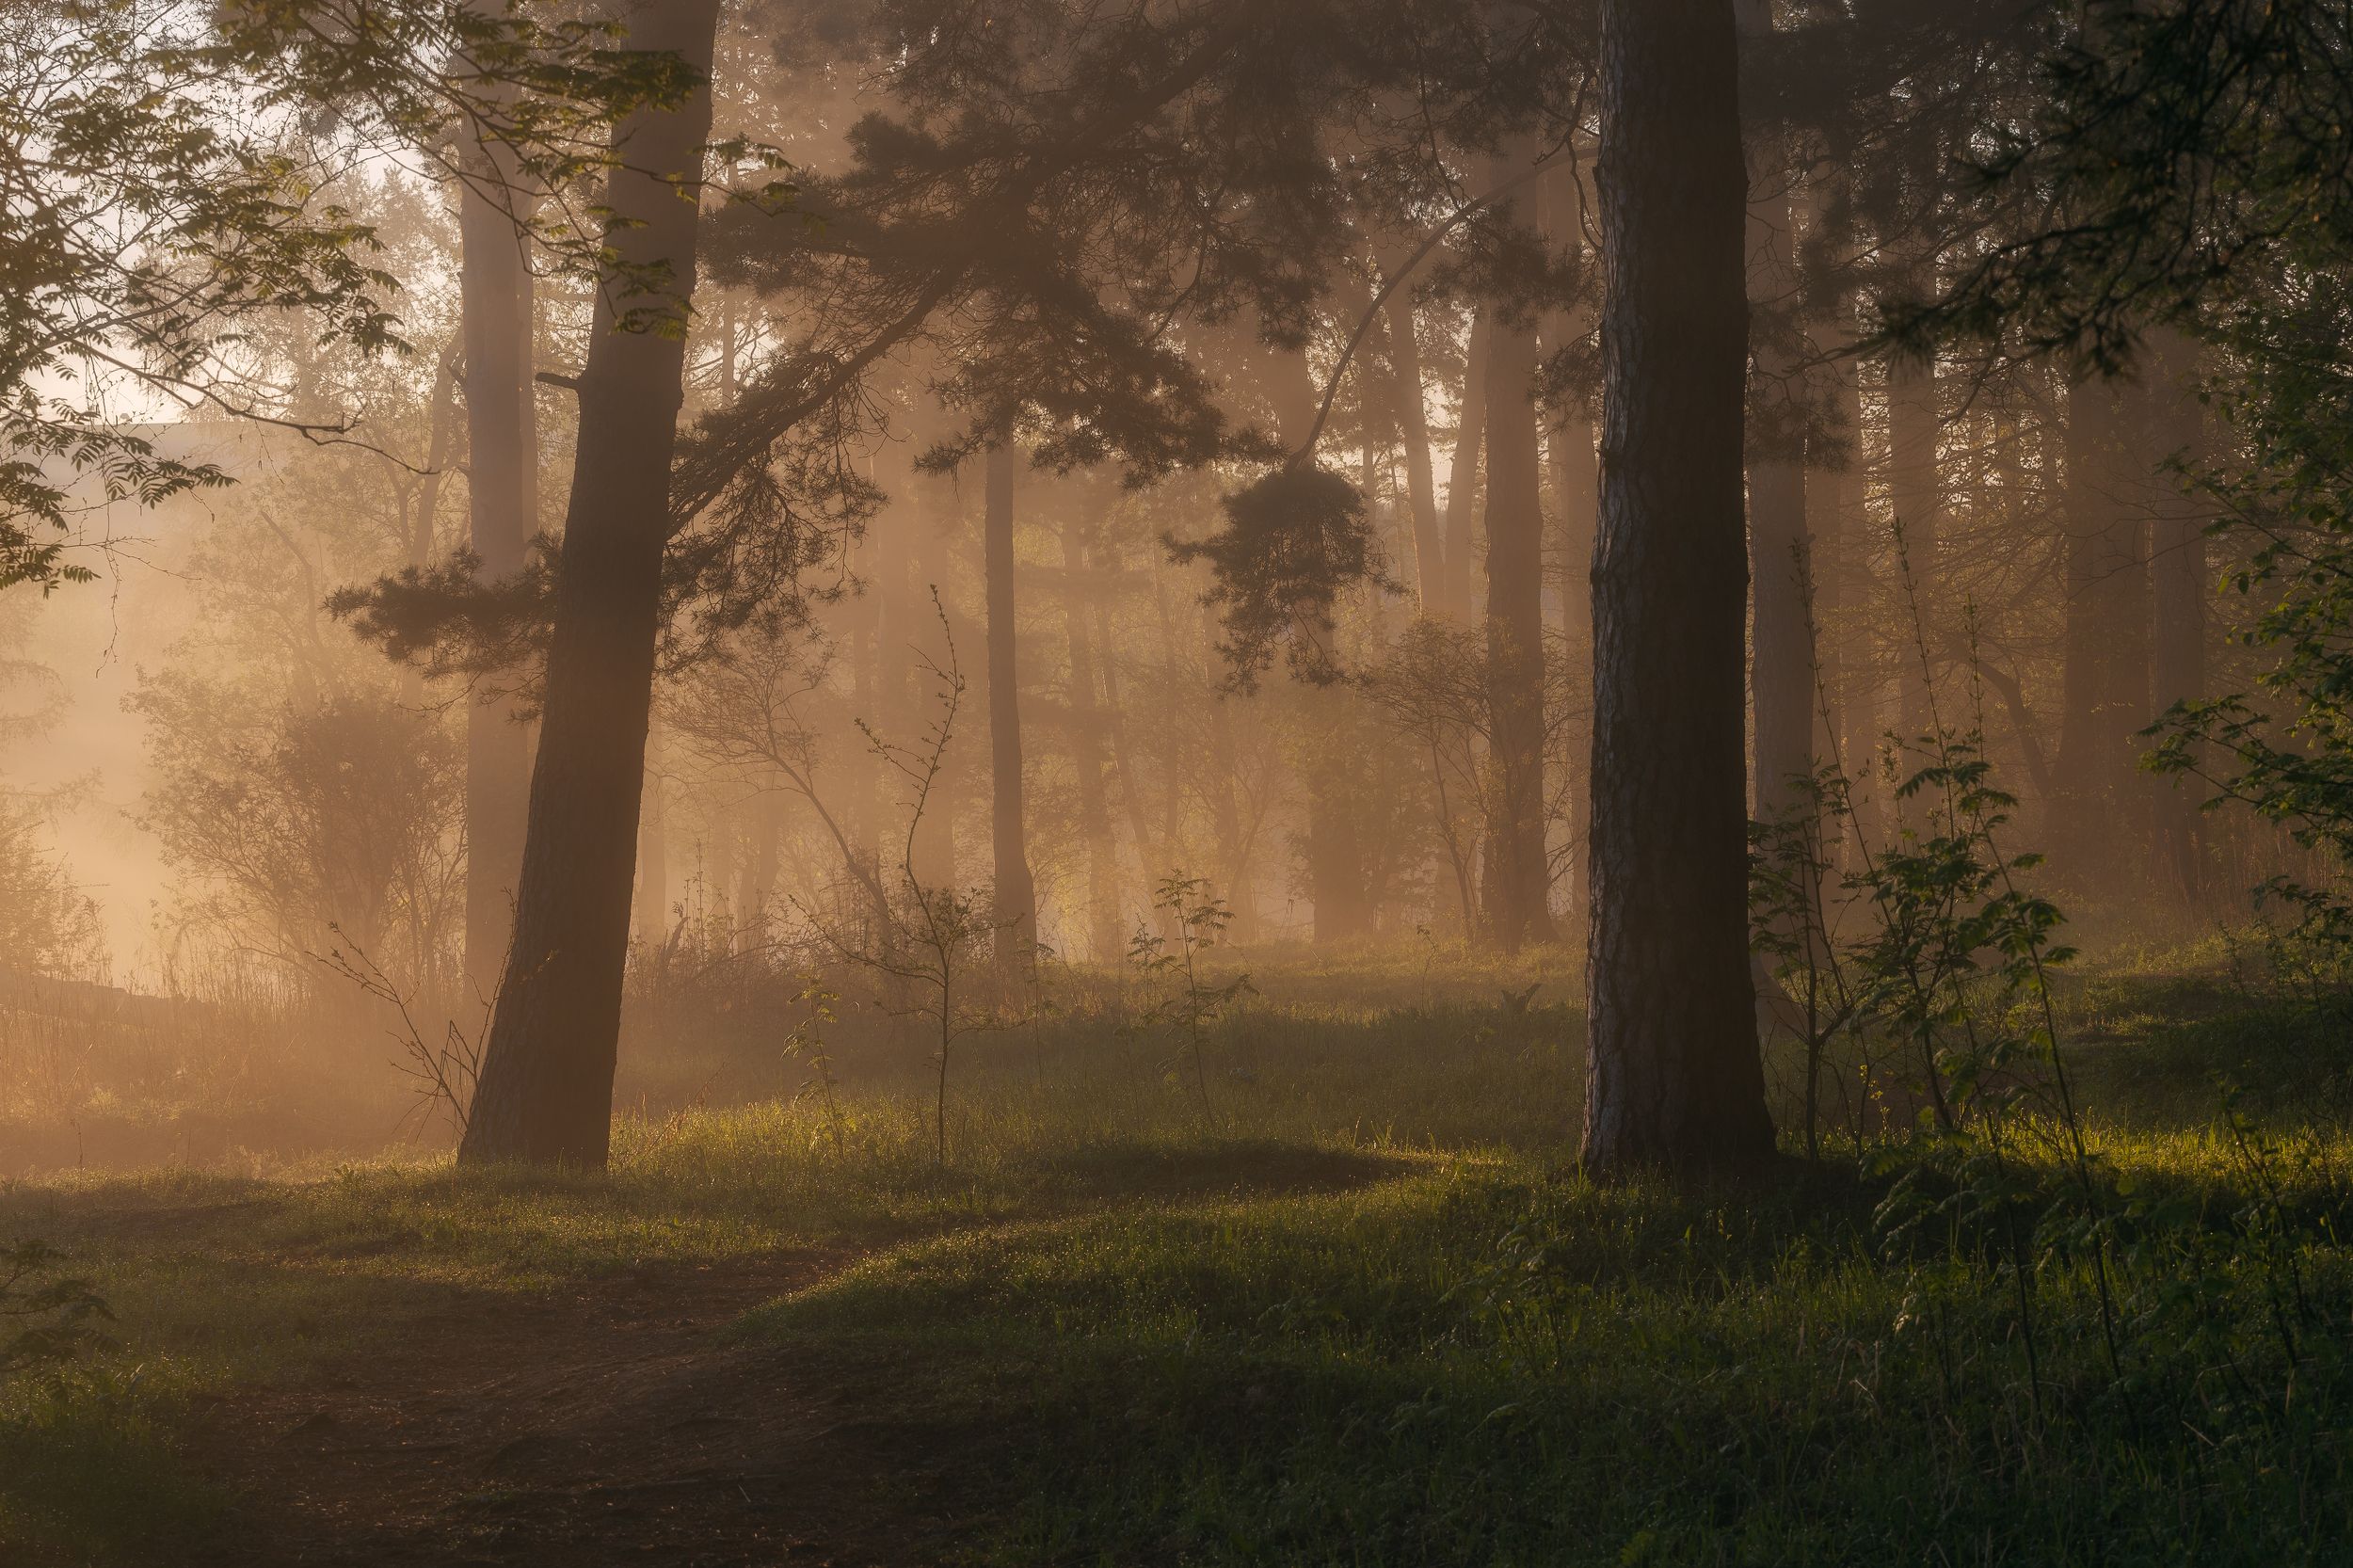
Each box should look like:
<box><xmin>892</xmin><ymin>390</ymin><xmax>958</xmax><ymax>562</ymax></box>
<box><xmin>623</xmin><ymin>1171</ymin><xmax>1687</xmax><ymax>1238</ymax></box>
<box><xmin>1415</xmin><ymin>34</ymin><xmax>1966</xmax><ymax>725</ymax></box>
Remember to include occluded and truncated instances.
<box><xmin>4</xmin><ymin>940</ymin><xmax>2352</xmax><ymax>1566</ymax></box>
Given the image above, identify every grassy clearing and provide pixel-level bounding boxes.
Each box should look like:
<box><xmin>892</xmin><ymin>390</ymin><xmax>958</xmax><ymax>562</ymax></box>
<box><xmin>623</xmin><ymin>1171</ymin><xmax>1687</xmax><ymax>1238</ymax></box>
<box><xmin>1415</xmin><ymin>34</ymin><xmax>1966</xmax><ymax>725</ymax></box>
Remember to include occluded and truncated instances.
<box><xmin>3</xmin><ymin>946</ymin><xmax>2349</xmax><ymax>1563</ymax></box>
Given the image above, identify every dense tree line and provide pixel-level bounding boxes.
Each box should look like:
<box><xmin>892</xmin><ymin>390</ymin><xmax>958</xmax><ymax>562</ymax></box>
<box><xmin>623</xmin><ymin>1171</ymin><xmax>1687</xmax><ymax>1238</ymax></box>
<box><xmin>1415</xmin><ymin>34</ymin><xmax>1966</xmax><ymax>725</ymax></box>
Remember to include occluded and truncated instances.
<box><xmin>5</xmin><ymin>0</ymin><xmax>2336</xmax><ymax>1179</ymax></box>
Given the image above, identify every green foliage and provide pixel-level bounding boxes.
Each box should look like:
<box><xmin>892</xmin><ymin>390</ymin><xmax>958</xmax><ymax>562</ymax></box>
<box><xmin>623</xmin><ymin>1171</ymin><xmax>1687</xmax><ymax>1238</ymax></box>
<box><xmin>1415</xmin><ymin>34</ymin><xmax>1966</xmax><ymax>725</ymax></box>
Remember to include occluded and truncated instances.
<box><xmin>783</xmin><ymin>977</ymin><xmax>850</xmax><ymax>1159</ymax></box>
<box><xmin>1127</xmin><ymin>872</ymin><xmax>1257</xmax><ymax>1120</ymax></box>
<box><xmin>0</xmin><ymin>1241</ymin><xmax>112</xmax><ymax>1378</ymax></box>
<box><xmin>0</xmin><ymin>0</ymin><xmax>719</xmax><ymax>593</ymax></box>
<box><xmin>2146</xmin><ymin>266</ymin><xmax>2353</xmax><ymax>969</ymax></box>
<box><xmin>1889</xmin><ymin>0</ymin><xmax>2353</xmax><ymax>371</ymax></box>
<box><xmin>1169</xmin><ymin>464</ymin><xmax>1386</xmax><ymax>692</ymax></box>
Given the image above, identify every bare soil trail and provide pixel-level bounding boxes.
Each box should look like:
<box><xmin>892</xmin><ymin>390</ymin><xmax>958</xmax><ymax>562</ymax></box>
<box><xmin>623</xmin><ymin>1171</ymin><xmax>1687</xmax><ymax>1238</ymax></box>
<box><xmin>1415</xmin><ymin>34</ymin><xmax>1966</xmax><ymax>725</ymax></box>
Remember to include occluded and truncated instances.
<box><xmin>184</xmin><ymin>1251</ymin><xmax>988</xmax><ymax>1568</ymax></box>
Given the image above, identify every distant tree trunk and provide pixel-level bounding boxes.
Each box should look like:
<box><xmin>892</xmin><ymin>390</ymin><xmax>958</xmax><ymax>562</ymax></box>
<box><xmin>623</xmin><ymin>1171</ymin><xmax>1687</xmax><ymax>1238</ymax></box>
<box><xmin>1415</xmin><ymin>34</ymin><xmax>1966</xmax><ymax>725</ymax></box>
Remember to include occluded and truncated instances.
<box><xmin>735</xmin><ymin>794</ymin><xmax>779</xmax><ymax>950</ymax></box>
<box><xmin>411</xmin><ymin>339</ymin><xmax>462</xmax><ymax>572</ymax></box>
<box><xmin>1808</xmin><ymin>289</ymin><xmax>1866</xmax><ymax>782</ymax></box>
<box><xmin>2056</xmin><ymin>371</ymin><xmax>2152</xmax><ymax>872</ymax></box>
<box><xmin>1581</xmin><ymin>0</ymin><xmax>1775</xmax><ymax>1178</ymax></box>
<box><xmin>1741</xmin><ymin>0</ymin><xmax>1813</xmax><ymax>823</ymax></box>
<box><xmin>1539</xmin><ymin>166</ymin><xmax>1597</xmax><ymax>931</ymax></box>
<box><xmin>1440</xmin><ymin>313</ymin><xmax>1493</xmax><ymax>618</ymax></box>
<box><xmin>1481</xmin><ymin>168</ymin><xmax>1556</xmax><ymax>952</ymax></box>
<box><xmin>1260</xmin><ymin>336</ymin><xmax>1373</xmax><ymax>942</ymax></box>
<box><xmin>632</xmin><ymin>734</ymin><xmax>668</xmax><ymax>945</ymax></box>
<box><xmin>1377</xmin><ymin>252</ymin><xmax>1447</xmax><ymax>610</ymax></box>
<box><xmin>1060</xmin><ymin>516</ymin><xmax>1124</xmax><ymax>963</ymax></box>
<box><xmin>1885</xmin><ymin>353</ymin><xmax>1942</xmax><ymax>740</ymax></box>
<box><xmin>457</xmin><ymin>0</ymin><xmax>720</xmax><ymax>1169</ymax></box>
<box><xmin>984</xmin><ymin>442</ymin><xmax>1039</xmax><ymax>971</ymax></box>
<box><xmin>2146</xmin><ymin>334</ymin><xmax>2207</xmax><ymax>908</ymax></box>
<box><xmin>1094</xmin><ymin>573</ymin><xmax>1167</xmax><ymax>893</ymax></box>
<box><xmin>457</xmin><ymin>72</ymin><xmax>538</xmax><ymax>1000</ymax></box>
<box><xmin>402</xmin><ymin>339</ymin><xmax>464</xmax><ymax>714</ymax></box>
<box><xmin>909</xmin><ymin>448</ymin><xmax>961</xmax><ymax>891</ymax></box>
<box><xmin>1209</xmin><ymin>697</ymin><xmax>1260</xmax><ymax>939</ymax></box>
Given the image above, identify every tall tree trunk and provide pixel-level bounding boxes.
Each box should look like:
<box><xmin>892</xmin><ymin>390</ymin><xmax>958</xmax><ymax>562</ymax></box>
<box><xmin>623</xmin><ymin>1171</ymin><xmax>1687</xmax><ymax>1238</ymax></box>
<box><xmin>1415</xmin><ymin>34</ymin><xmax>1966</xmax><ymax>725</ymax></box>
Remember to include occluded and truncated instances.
<box><xmin>1440</xmin><ymin>313</ymin><xmax>1493</xmax><ymax>618</ymax></box>
<box><xmin>458</xmin><ymin>0</ymin><xmax>720</xmax><ymax>1169</ymax></box>
<box><xmin>403</xmin><ymin>338</ymin><xmax>464</xmax><ymax>713</ymax></box>
<box><xmin>1481</xmin><ymin>166</ymin><xmax>1556</xmax><ymax>952</ymax></box>
<box><xmin>908</xmin><ymin>446</ymin><xmax>961</xmax><ymax>891</ymax></box>
<box><xmin>1094</xmin><ymin>574</ymin><xmax>1165</xmax><ymax>895</ymax></box>
<box><xmin>1885</xmin><ymin>354</ymin><xmax>1942</xmax><ymax>741</ymax></box>
<box><xmin>1060</xmin><ymin>516</ymin><xmax>1123</xmax><ymax>962</ymax></box>
<box><xmin>1741</xmin><ymin>0</ymin><xmax>1813</xmax><ymax>822</ymax></box>
<box><xmin>1261</xmin><ymin>337</ymin><xmax>1372</xmax><ymax>942</ymax></box>
<box><xmin>632</xmin><ymin>734</ymin><xmax>668</xmax><ymax>945</ymax></box>
<box><xmin>2146</xmin><ymin>334</ymin><xmax>2207</xmax><ymax>907</ymax></box>
<box><xmin>1581</xmin><ymin>0</ymin><xmax>1775</xmax><ymax>1178</ymax></box>
<box><xmin>735</xmin><ymin>793</ymin><xmax>779</xmax><ymax>950</ymax></box>
<box><xmin>1808</xmin><ymin>290</ymin><xmax>1866</xmax><ymax>781</ymax></box>
<box><xmin>1538</xmin><ymin>167</ymin><xmax>1598</xmax><ymax>931</ymax></box>
<box><xmin>984</xmin><ymin>442</ymin><xmax>1039</xmax><ymax>972</ymax></box>
<box><xmin>458</xmin><ymin>69</ymin><xmax>538</xmax><ymax>1000</ymax></box>
<box><xmin>1209</xmin><ymin>697</ymin><xmax>1259</xmax><ymax>939</ymax></box>
<box><xmin>1377</xmin><ymin>251</ymin><xmax>1447</xmax><ymax>609</ymax></box>
<box><xmin>2056</xmin><ymin>371</ymin><xmax>2152</xmax><ymax>872</ymax></box>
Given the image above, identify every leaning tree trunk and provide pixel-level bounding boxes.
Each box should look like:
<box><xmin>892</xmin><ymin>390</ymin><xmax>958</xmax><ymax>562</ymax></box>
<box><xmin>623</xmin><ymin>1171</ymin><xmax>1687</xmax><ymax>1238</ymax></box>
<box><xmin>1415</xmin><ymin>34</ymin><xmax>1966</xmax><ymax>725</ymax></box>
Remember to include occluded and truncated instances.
<box><xmin>1581</xmin><ymin>0</ymin><xmax>1775</xmax><ymax>1179</ymax></box>
<box><xmin>457</xmin><ymin>58</ymin><xmax>539</xmax><ymax>1000</ymax></box>
<box><xmin>984</xmin><ymin>441</ymin><xmax>1040</xmax><ymax>973</ymax></box>
<box><xmin>458</xmin><ymin>0</ymin><xmax>720</xmax><ymax>1169</ymax></box>
<box><xmin>1481</xmin><ymin>161</ymin><xmax>1557</xmax><ymax>953</ymax></box>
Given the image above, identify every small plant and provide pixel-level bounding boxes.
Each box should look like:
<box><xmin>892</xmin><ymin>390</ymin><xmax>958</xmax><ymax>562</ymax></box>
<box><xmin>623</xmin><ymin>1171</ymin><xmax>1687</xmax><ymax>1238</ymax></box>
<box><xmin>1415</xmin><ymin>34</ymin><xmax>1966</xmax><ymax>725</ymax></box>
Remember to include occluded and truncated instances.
<box><xmin>315</xmin><ymin>928</ymin><xmax>490</xmax><ymax>1139</ymax></box>
<box><xmin>782</xmin><ymin>977</ymin><xmax>848</xmax><ymax>1158</ymax></box>
<box><xmin>1</xmin><ymin>1240</ymin><xmax>114</xmax><ymax>1377</ymax></box>
<box><xmin>1128</xmin><ymin>871</ymin><xmax>1255</xmax><ymax>1121</ymax></box>
<box><xmin>801</xmin><ymin>591</ymin><xmax>1019</xmax><ymax>1167</ymax></box>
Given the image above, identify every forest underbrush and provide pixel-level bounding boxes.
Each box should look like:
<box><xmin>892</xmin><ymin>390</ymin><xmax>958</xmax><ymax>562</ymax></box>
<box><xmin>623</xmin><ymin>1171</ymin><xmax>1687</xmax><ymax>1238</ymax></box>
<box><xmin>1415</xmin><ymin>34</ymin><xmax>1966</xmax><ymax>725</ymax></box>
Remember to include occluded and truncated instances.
<box><xmin>0</xmin><ymin>938</ymin><xmax>2346</xmax><ymax>1564</ymax></box>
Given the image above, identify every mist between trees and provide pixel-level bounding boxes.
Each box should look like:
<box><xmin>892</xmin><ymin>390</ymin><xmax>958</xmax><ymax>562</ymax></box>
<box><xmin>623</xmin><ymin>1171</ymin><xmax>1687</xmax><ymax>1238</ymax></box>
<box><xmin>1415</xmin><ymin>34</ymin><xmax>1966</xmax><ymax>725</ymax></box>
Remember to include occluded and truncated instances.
<box><xmin>11</xmin><ymin>3</ymin><xmax>2353</xmax><ymax>1563</ymax></box>
<box><xmin>0</xmin><ymin>0</ymin><xmax>2337</xmax><ymax>1172</ymax></box>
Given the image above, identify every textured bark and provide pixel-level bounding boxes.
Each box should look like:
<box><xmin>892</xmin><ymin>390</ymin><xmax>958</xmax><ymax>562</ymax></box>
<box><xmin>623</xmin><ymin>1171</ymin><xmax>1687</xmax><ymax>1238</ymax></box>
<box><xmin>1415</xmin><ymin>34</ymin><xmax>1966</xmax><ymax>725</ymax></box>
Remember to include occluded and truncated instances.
<box><xmin>1440</xmin><ymin>314</ymin><xmax>1493</xmax><ymax>619</ymax></box>
<box><xmin>984</xmin><ymin>442</ymin><xmax>1039</xmax><ymax>970</ymax></box>
<box><xmin>458</xmin><ymin>0</ymin><xmax>719</xmax><ymax>1168</ymax></box>
<box><xmin>1581</xmin><ymin>0</ymin><xmax>1775</xmax><ymax>1178</ymax></box>
<box><xmin>1481</xmin><ymin>209</ymin><xmax>1556</xmax><ymax>952</ymax></box>
<box><xmin>457</xmin><ymin>72</ymin><xmax>538</xmax><ymax>999</ymax></box>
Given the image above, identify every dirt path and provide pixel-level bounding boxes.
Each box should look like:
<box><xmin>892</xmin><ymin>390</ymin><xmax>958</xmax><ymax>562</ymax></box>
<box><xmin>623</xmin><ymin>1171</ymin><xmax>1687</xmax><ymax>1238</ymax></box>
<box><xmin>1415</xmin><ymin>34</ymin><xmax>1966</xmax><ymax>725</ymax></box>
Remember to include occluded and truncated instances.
<box><xmin>184</xmin><ymin>1251</ymin><xmax>975</xmax><ymax>1567</ymax></box>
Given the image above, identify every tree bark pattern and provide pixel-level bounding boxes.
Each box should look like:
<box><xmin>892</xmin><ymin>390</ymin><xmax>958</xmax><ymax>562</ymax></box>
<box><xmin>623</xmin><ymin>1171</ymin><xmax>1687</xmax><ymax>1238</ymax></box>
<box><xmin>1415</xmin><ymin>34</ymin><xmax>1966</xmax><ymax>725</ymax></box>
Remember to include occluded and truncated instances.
<box><xmin>1581</xmin><ymin>0</ymin><xmax>1775</xmax><ymax>1177</ymax></box>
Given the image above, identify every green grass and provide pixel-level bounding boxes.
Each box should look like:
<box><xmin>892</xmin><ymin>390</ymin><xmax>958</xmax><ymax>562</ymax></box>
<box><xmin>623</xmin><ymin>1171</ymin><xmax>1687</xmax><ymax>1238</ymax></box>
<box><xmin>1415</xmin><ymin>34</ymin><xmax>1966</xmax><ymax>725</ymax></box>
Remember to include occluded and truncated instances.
<box><xmin>4</xmin><ymin>948</ymin><xmax>2351</xmax><ymax>1564</ymax></box>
